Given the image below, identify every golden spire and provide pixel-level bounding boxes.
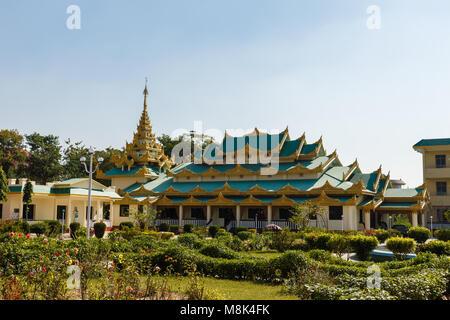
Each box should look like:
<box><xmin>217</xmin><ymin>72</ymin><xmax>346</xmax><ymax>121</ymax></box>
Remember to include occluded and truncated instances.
<box><xmin>143</xmin><ymin>77</ymin><xmax>149</xmax><ymax>110</ymax></box>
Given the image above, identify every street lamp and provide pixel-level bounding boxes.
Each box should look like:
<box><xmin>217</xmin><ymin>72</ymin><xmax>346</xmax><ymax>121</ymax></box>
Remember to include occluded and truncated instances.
<box><xmin>81</xmin><ymin>147</ymin><xmax>103</xmax><ymax>239</ymax></box>
<box><xmin>430</xmin><ymin>216</ymin><xmax>433</xmax><ymax>238</ymax></box>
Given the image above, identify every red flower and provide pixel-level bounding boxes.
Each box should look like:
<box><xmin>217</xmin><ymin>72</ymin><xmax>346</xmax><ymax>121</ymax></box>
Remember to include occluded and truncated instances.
<box><xmin>9</xmin><ymin>232</ymin><xmax>14</xmax><ymax>237</ymax></box>
<box><xmin>74</xmin><ymin>260</ymin><xmax>79</xmax><ymax>265</ymax></box>
<box><xmin>42</xmin><ymin>267</ymin><xmax>47</xmax><ymax>272</ymax></box>
<box><xmin>18</xmin><ymin>233</ymin><xmax>22</xmax><ymax>237</ymax></box>
<box><xmin>26</xmin><ymin>234</ymin><xmax>31</xmax><ymax>239</ymax></box>
<box><xmin>55</xmin><ymin>253</ymin><xmax>59</xmax><ymax>257</ymax></box>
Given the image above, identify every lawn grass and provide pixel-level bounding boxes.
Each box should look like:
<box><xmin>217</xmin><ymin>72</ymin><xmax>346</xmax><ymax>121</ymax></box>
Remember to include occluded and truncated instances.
<box><xmin>153</xmin><ymin>276</ymin><xmax>298</xmax><ymax>300</ymax></box>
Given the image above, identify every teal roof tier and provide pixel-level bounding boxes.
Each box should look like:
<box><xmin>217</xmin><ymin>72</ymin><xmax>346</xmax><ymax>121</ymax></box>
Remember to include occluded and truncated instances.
<box><xmin>221</xmin><ymin>133</ymin><xmax>284</xmax><ymax>153</ymax></box>
<box><xmin>414</xmin><ymin>138</ymin><xmax>450</xmax><ymax>147</ymax></box>
<box><xmin>279</xmin><ymin>139</ymin><xmax>301</xmax><ymax>157</ymax></box>
<box><xmin>378</xmin><ymin>202</ymin><xmax>417</xmax><ymax>208</ymax></box>
<box><xmin>384</xmin><ymin>188</ymin><xmax>423</xmax><ymax>198</ymax></box>
<box><xmin>104</xmin><ymin>166</ymin><xmax>159</xmax><ymax>176</ymax></box>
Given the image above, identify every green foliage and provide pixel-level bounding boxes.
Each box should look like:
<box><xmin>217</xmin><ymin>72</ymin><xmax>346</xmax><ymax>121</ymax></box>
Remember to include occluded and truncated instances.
<box><xmin>157</xmin><ymin>134</ymin><xmax>183</xmax><ymax>158</ymax></box>
<box><xmin>69</xmin><ymin>222</ymin><xmax>81</xmax><ymax>239</ymax></box>
<box><xmin>386</xmin><ymin>237</ymin><xmax>416</xmax><ymax>260</ymax></box>
<box><xmin>237</xmin><ymin>231</ymin><xmax>252</xmax><ymax>241</ymax></box>
<box><xmin>30</xmin><ymin>222</ymin><xmax>47</xmax><ymax>237</ymax></box>
<box><xmin>270</xmin><ymin>229</ymin><xmax>298</xmax><ymax>252</ymax></box>
<box><xmin>183</xmin><ymin>223</ymin><xmax>194</xmax><ymax>233</ymax></box>
<box><xmin>235</xmin><ymin>227</ymin><xmax>248</xmax><ymax>233</ymax></box>
<box><xmin>169</xmin><ymin>225</ymin><xmax>179</xmax><ymax>234</ymax></box>
<box><xmin>20</xmin><ymin>133</ymin><xmax>62</xmax><ymax>184</ymax></box>
<box><xmin>208</xmin><ymin>225</ymin><xmax>220</xmax><ymax>238</ymax></box>
<box><xmin>158</xmin><ymin>223</ymin><xmax>170</xmax><ymax>232</ymax></box>
<box><xmin>93</xmin><ymin>222</ymin><xmax>106</xmax><ymax>239</ymax></box>
<box><xmin>177</xmin><ymin>233</ymin><xmax>205</xmax><ymax>250</ymax></box>
<box><xmin>130</xmin><ymin>207</ymin><xmax>156</xmax><ymax>230</ymax></box>
<box><xmin>374</xmin><ymin>229</ymin><xmax>390</xmax><ymax>243</ymax></box>
<box><xmin>348</xmin><ymin>235</ymin><xmax>379</xmax><ymax>261</ymax></box>
<box><xmin>119</xmin><ymin>222</ymin><xmax>134</xmax><ymax>230</ymax></box>
<box><xmin>289</xmin><ymin>201</ymin><xmax>326</xmax><ymax>231</ymax></box>
<box><xmin>160</xmin><ymin>232</ymin><xmax>175</xmax><ymax>240</ymax></box>
<box><xmin>420</xmin><ymin>240</ymin><xmax>450</xmax><ymax>256</ymax></box>
<box><xmin>0</xmin><ymin>166</ymin><xmax>8</xmax><ymax>202</ymax></box>
<box><xmin>407</xmin><ymin>227</ymin><xmax>431</xmax><ymax>244</ymax></box>
<box><xmin>304</xmin><ymin>232</ymin><xmax>333</xmax><ymax>250</ymax></box>
<box><xmin>44</xmin><ymin>220</ymin><xmax>62</xmax><ymax>237</ymax></box>
<box><xmin>327</xmin><ymin>234</ymin><xmax>350</xmax><ymax>258</ymax></box>
<box><xmin>435</xmin><ymin>229</ymin><xmax>450</xmax><ymax>242</ymax></box>
<box><xmin>199</xmin><ymin>243</ymin><xmax>239</xmax><ymax>259</ymax></box>
<box><xmin>393</xmin><ymin>214</ymin><xmax>412</xmax><ymax>228</ymax></box>
<box><xmin>0</xmin><ymin>129</ymin><xmax>27</xmax><ymax>177</ymax></box>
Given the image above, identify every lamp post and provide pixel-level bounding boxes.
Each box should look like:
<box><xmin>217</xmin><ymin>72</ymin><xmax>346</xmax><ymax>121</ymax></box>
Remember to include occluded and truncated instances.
<box><xmin>430</xmin><ymin>215</ymin><xmax>433</xmax><ymax>238</ymax></box>
<box><xmin>61</xmin><ymin>208</ymin><xmax>65</xmax><ymax>239</ymax></box>
<box><xmin>80</xmin><ymin>147</ymin><xmax>103</xmax><ymax>239</ymax></box>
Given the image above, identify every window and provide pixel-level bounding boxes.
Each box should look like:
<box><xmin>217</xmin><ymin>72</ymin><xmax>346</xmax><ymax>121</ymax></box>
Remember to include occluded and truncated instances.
<box><xmin>219</xmin><ymin>208</ymin><xmax>233</xmax><ymax>219</ymax></box>
<box><xmin>359</xmin><ymin>209</ymin><xmax>363</xmax><ymax>223</ymax></box>
<box><xmin>279</xmin><ymin>208</ymin><xmax>292</xmax><ymax>220</ymax></box>
<box><xmin>436</xmin><ymin>155</ymin><xmax>446</xmax><ymax>168</ymax></box>
<box><xmin>191</xmin><ymin>208</ymin><xmax>205</xmax><ymax>219</ymax></box>
<box><xmin>436</xmin><ymin>208</ymin><xmax>449</xmax><ymax>223</ymax></box>
<box><xmin>436</xmin><ymin>182</ymin><xmax>447</xmax><ymax>195</ymax></box>
<box><xmin>248</xmin><ymin>208</ymin><xmax>265</xmax><ymax>219</ymax></box>
<box><xmin>119</xmin><ymin>205</ymin><xmax>129</xmax><ymax>217</ymax></box>
<box><xmin>57</xmin><ymin>206</ymin><xmax>67</xmax><ymax>220</ymax></box>
<box><xmin>103</xmin><ymin>204</ymin><xmax>110</xmax><ymax>220</ymax></box>
<box><xmin>0</xmin><ymin>204</ymin><xmax>2</xmax><ymax>219</ymax></box>
<box><xmin>22</xmin><ymin>204</ymin><xmax>34</xmax><ymax>220</ymax></box>
<box><xmin>329</xmin><ymin>206</ymin><xmax>343</xmax><ymax>220</ymax></box>
<box><xmin>160</xmin><ymin>207</ymin><xmax>177</xmax><ymax>219</ymax></box>
<box><xmin>138</xmin><ymin>205</ymin><xmax>144</xmax><ymax>213</ymax></box>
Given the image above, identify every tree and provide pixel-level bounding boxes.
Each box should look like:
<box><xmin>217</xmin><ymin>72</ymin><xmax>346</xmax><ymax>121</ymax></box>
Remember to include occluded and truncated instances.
<box><xmin>23</xmin><ymin>180</ymin><xmax>33</xmax><ymax>220</ymax></box>
<box><xmin>0</xmin><ymin>129</ymin><xmax>27</xmax><ymax>177</ymax></box>
<box><xmin>0</xmin><ymin>166</ymin><xmax>8</xmax><ymax>202</ymax></box>
<box><xmin>61</xmin><ymin>139</ymin><xmax>89</xmax><ymax>180</ymax></box>
<box><xmin>157</xmin><ymin>134</ymin><xmax>183</xmax><ymax>158</ymax></box>
<box><xmin>20</xmin><ymin>133</ymin><xmax>63</xmax><ymax>184</ymax></box>
<box><xmin>130</xmin><ymin>206</ymin><xmax>157</xmax><ymax>230</ymax></box>
<box><xmin>94</xmin><ymin>147</ymin><xmax>123</xmax><ymax>174</ymax></box>
<box><xmin>444</xmin><ymin>210</ymin><xmax>450</xmax><ymax>222</ymax></box>
<box><xmin>289</xmin><ymin>201</ymin><xmax>327</xmax><ymax>231</ymax></box>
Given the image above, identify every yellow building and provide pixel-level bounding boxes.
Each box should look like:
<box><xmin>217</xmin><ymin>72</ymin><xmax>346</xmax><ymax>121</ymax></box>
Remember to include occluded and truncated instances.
<box><xmin>414</xmin><ymin>139</ymin><xmax>450</xmax><ymax>229</ymax></box>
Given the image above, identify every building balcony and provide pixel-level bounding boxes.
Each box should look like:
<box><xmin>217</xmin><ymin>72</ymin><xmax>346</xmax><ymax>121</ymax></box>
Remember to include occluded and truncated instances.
<box><xmin>429</xmin><ymin>194</ymin><xmax>450</xmax><ymax>206</ymax></box>
<box><xmin>424</xmin><ymin>167</ymin><xmax>450</xmax><ymax>179</ymax></box>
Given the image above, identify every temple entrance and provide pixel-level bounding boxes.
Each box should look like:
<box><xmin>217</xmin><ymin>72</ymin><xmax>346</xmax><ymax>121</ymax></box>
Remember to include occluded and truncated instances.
<box><xmin>219</xmin><ymin>207</ymin><xmax>235</xmax><ymax>228</ymax></box>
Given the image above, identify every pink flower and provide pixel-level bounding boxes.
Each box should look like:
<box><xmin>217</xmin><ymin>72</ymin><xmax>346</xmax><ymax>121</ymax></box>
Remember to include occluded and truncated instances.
<box><xmin>74</xmin><ymin>260</ymin><xmax>79</xmax><ymax>265</ymax></box>
<box><xmin>43</xmin><ymin>238</ymin><xmax>48</xmax><ymax>243</ymax></box>
<box><xmin>155</xmin><ymin>266</ymin><xmax>161</xmax><ymax>272</ymax></box>
<box><xmin>126</xmin><ymin>286</ymin><xmax>134</xmax><ymax>293</ymax></box>
<box><xmin>74</xmin><ymin>248</ymin><xmax>78</xmax><ymax>253</ymax></box>
<box><xmin>9</xmin><ymin>232</ymin><xmax>14</xmax><ymax>237</ymax></box>
<box><xmin>26</xmin><ymin>234</ymin><xmax>31</xmax><ymax>239</ymax></box>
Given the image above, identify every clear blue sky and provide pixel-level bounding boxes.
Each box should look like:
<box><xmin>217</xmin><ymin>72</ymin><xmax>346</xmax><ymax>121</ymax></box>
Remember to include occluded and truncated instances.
<box><xmin>1</xmin><ymin>0</ymin><xmax>450</xmax><ymax>187</ymax></box>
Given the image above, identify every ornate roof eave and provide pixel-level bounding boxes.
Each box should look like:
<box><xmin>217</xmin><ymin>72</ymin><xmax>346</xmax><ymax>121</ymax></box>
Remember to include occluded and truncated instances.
<box><xmin>239</xmin><ymin>194</ymin><xmax>264</xmax><ymax>206</ymax></box>
<box><xmin>206</xmin><ymin>192</ymin><xmax>236</xmax><ymax>206</ymax></box>
<box><xmin>129</xmin><ymin>185</ymin><xmax>159</xmax><ymax>197</ymax></box>
<box><xmin>155</xmin><ymin>195</ymin><xmax>178</xmax><ymax>206</ymax></box>
<box><xmin>213</xmin><ymin>182</ymin><xmax>241</xmax><ymax>194</ymax></box>
<box><xmin>343</xmin><ymin>159</ymin><xmax>360</xmax><ymax>182</ymax></box>
<box><xmin>311</xmin><ymin>190</ymin><xmax>344</xmax><ymax>206</ymax></box>
<box><xmin>96</xmin><ymin>169</ymin><xmax>110</xmax><ymax>180</ymax></box>
<box><xmin>114</xmin><ymin>193</ymin><xmax>140</xmax><ymax>205</ymax></box>
<box><xmin>271</xmin><ymin>194</ymin><xmax>296</xmax><ymax>206</ymax></box>
<box><xmin>297</xmin><ymin>136</ymin><xmax>323</xmax><ymax>160</ymax></box>
<box><xmin>372</xmin><ymin>165</ymin><xmax>383</xmax><ymax>193</ymax></box>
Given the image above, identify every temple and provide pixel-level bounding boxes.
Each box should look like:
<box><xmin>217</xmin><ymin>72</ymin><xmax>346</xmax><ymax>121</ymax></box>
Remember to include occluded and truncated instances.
<box><xmin>1</xmin><ymin>85</ymin><xmax>430</xmax><ymax>231</ymax></box>
<box><xmin>104</xmin><ymin>86</ymin><xmax>430</xmax><ymax>231</ymax></box>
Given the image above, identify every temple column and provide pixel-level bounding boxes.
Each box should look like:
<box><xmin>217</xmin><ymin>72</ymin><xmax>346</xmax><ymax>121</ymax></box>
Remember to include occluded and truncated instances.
<box><xmin>236</xmin><ymin>205</ymin><xmax>241</xmax><ymax>227</ymax></box>
<box><xmin>411</xmin><ymin>211</ymin><xmax>418</xmax><ymax>227</ymax></box>
<box><xmin>66</xmin><ymin>199</ymin><xmax>72</xmax><ymax>228</ymax></box>
<box><xmin>267</xmin><ymin>205</ymin><xmax>272</xmax><ymax>224</ymax></box>
<box><xmin>179</xmin><ymin>205</ymin><xmax>183</xmax><ymax>227</ymax></box>
<box><xmin>206</xmin><ymin>205</ymin><xmax>211</xmax><ymax>222</ymax></box>
<box><xmin>364</xmin><ymin>210</ymin><xmax>371</xmax><ymax>230</ymax></box>
<box><xmin>96</xmin><ymin>201</ymin><xmax>102</xmax><ymax>222</ymax></box>
<box><xmin>110</xmin><ymin>201</ymin><xmax>114</xmax><ymax>228</ymax></box>
<box><xmin>421</xmin><ymin>212</ymin><xmax>425</xmax><ymax>227</ymax></box>
<box><xmin>81</xmin><ymin>201</ymin><xmax>87</xmax><ymax>227</ymax></box>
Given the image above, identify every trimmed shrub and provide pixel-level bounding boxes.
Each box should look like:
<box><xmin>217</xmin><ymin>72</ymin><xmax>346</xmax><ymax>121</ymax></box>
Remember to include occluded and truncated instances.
<box><xmin>30</xmin><ymin>222</ymin><xmax>47</xmax><ymax>237</ymax></box>
<box><xmin>208</xmin><ymin>225</ymin><xmax>220</xmax><ymax>238</ymax></box>
<box><xmin>160</xmin><ymin>232</ymin><xmax>174</xmax><ymax>240</ymax></box>
<box><xmin>304</xmin><ymin>232</ymin><xmax>333</xmax><ymax>250</ymax></box>
<box><xmin>44</xmin><ymin>220</ymin><xmax>61</xmax><ymax>237</ymax></box>
<box><xmin>388</xmin><ymin>229</ymin><xmax>401</xmax><ymax>237</ymax></box>
<box><xmin>327</xmin><ymin>234</ymin><xmax>350</xmax><ymax>258</ymax></box>
<box><xmin>69</xmin><ymin>222</ymin><xmax>80</xmax><ymax>239</ymax></box>
<box><xmin>183</xmin><ymin>223</ymin><xmax>194</xmax><ymax>233</ymax></box>
<box><xmin>119</xmin><ymin>222</ymin><xmax>134</xmax><ymax>230</ymax></box>
<box><xmin>169</xmin><ymin>225</ymin><xmax>179</xmax><ymax>234</ymax></box>
<box><xmin>199</xmin><ymin>243</ymin><xmax>239</xmax><ymax>259</ymax></box>
<box><xmin>177</xmin><ymin>233</ymin><xmax>204</xmax><ymax>249</ymax></box>
<box><xmin>235</xmin><ymin>226</ymin><xmax>248</xmax><ymax>233</ymax></box>
<box><xmin>129</xmin><ymin>235</ymin><xmax>158</xmax><ymax>251</ymax></box>
<box><xmin>386</xmin><ymin>237</ymin><xmax>416</xmax><ymax>260</ymax></box>
<box><xmin>420</xmin><ymin>240</ymin><xmax>450</xmax><ymax>256</ymax></box>
<box><xmin>407</xmin><ymin>226</ymin><xmax>431</xmax><ymax>244</ymax></box>
<box><xmin>270</xmin><ymin>229</ymin><xmax>297</xmax><ymax>252</ymax></box>
<box><xmin>248</xmin><ymin>229</ymin><xmax>257</xmax><ymax>234</ymax></box>
<box><xmin>374</xmin><ymin>229</ymin><xmax>389</xmax><ymax>243</ymax></box>
<box><xmin>348</xmin><ymin>235</ymin><xmax>379</xmax><ymax>261</ymax></box>
<box><xmin>93</xmin><ymin>222</ymin><xmax>106</xmax><ymax>238</ymax></box>
<box><xmin>158</xmin><ymin>223</ymin><xmax>170</xmax><ymax>232</ymax></box>
<box><xmin>308</xmin><ymin>249</ymin><xmax>333</xmax><ymax>263</ymax></box>
<box><xmin>435</xmin><ymin>229</ymin><xmax>450</xmax><ymax>242</ymax></box>
<box><xmin>237</xmin><ymin>231</ymin><xmax>252</xmax><ymax>241</ymax></box>
<box><xmin>20</xmin><ymin>221</ymin><xmax>30</xmax><ymax>234</ymax></box>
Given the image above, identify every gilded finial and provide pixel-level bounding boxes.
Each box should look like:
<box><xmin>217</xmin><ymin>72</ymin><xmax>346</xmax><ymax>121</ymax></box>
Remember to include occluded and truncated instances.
<box><xmin>143</xmin><ymin>77</ymin><xmax>149</xmax><ymax>108</ymax></box>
